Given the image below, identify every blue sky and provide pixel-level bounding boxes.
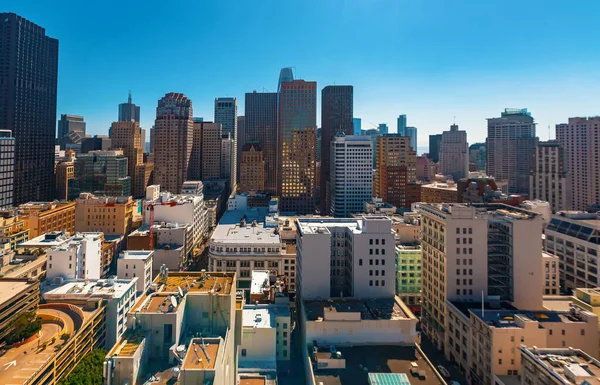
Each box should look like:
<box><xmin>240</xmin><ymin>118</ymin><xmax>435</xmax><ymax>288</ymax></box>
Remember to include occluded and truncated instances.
<box><xmin>11</xmin><ymin>0</ymin><xmax>600</xmax><ymax>148</ymax></box>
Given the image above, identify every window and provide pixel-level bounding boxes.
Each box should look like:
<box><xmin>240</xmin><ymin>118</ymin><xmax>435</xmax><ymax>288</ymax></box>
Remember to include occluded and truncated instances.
<box><xmin>283</xmin><ymin>323</ymin><xmax>288</xmax><ymax>329</ymax></box>
<box><xmin>382</xmin><ymin>280</ymin><xmax>385</xmax><ymax>286</ymax></box>
<box><xmin>561</xmin><ymin>329</ymin><xmax>565</xmax><ymax>335</ymax></box>
<box><xmin>382</xmin><ymin>239</ymin><xmax>385</xmax><ymax>245</ymax></box>
<box><xmin>382</xmin><ymin>259</ymin><xmax>385</xmax><ymax>265</ymax></box>
<box><xmin>456</xmin><ymin>289</ymin><xmax>460</xmax><ymax>295</ymax></box>
<box><xmin>375</xmin><ymin>270</ymin><xmax>379</xmax><ymax>276</ymax></box>
<box><xmin>370</xmin><ymin>239</ymin><xmax>373</xmax><ymax>245</ymax></box>
<box><xmin>125</xmin><ymin>273</ymin><xmax>128</xmax><ymax>277</ymax></box>
<box><xmin>283</xmin><ymin>340</ymin><xmax>288</xmax><ymax>346</ymax></box>
<box><xmin>370</xmin><ymin>259</ymin><xmax>373</xmax><ymax>265</ymax></box>
<box><xmin>382</xmin><ymin>270</ymin><xmax>385</xmax><ymax>276</ymax></box>
<box><xmin>375</xmin><ymin>280</ymin><xmax>379</xmax><ymax>286</ymax></box>
<box><xmin>581</xmin><ymin>329</ymin><xmax>585</xmax><ymax>336</ymax></box>
<box><xmin>69</xmin><ymin>264</ymin><xmax>72</xmax><ymax>269</ymax></box>
<box><xmin>49</xmin><ymin>263</ymin><xmax>52</xmax><ymax>268</ymax></box>
<box><xmin>359</xmin><ymin>259</ymin><xmax>363</xmax><ymax>266</ymax></box>
<box><xmin>456</xmin><ymin>279</ymin><xmax>460</xmax><ymax>285</ymax></box>
<box><xmin>382</xmin><ymin>249</ymin><xmax>386</xmax><ymax>255</ymax></box>
<box><xmin>241</xmin><ymin>349</ymin><xmax>247</xmax><ymax>356</ymax></box>
<box><xmin>283</xmin><ymin>332</ymin><xmax>287</xmax><ymax>337</ymax></box>
<box><xmin>499</xmin><ymin>359</ymin><xmax>502</xmax><ymax>365</ymax></box>
<box><xmin>549</xmin><ymin>329</ymin><xmax>553</xmax><ymax>335</ymax></box>
<box><xmin>369</xmin><ymin>280</ymin><xmax>373</xmax><ymax>286</ymax></box>
<box><xmin>370</xmin><ymin>249</ymin><xmax>373</xmax><ymax>255</ymax></box>
<box><xmin>376</xmin><ymin>239</ymin><xmax>379</xmax><ymax>245</ymax></box>
<box><xmin>283</xmin><ymin>350</ymin><xmax>288</xmax><ymax>357</ymax></box>
<box><xmin>521</xmin><ymin>336</ymin><xmax>524</xmax><ymax>342</ymax></box>
<box><xmin>457</xmin><ymin>248</ymin><xmax>460</xmax><ymax>254</ymax></box>
<box><xmin>457</xmin><ymin>238</ymin><xmax>460</xmax><ymax>244</ymax></box>
<box><xmin>370</xmin><ymin>270</ymin><xmax>373</xmax><ymax>276</ymax></box>
<box><xmin>375</xmin><ymin>260</ymin><xmax>379</xmax><ymax>265</ymax></box>
<box><xmin>126</xmin><ymin>264</ymin><xmax>129</xmax><ymax>269</ymax></box>
<box><xmin>456</xmin><ymin>228</ymin><xmax>460</xmax><ymax>234</ymax></box>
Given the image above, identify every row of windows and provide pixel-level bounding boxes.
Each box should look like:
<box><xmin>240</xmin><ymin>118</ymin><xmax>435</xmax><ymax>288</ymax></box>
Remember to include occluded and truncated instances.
<box><xmin>369</xmin><ymin>280</ymin><xmax>385</xmax><ymax>286</ymax></box>
<box><xmin>358</xmin><ymin>259</ymin><xmax>386</xmax><ymax>266</ymax></box>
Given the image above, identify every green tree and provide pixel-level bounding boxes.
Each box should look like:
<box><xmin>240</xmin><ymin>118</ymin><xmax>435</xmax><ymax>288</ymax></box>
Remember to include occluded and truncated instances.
<box><xmin>5</xmin><ymin>311</ymin><xmax>42</xmax><ymax>344</ymax></box>
<box><xmin>58</xmin><ymin>349</ymin><xmax>108</xmax><ymax>385</ymax></box>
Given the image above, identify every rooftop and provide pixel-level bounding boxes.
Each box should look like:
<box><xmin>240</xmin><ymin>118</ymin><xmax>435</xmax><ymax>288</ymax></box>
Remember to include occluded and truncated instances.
<box><xmin>422</xmin><ymin>182</ymin><xmax>457</xmax><ymax>191</ymax></box>
<box><xmin>304</xmin><ymin>298</ymin><xmax>410</xmax><ymax>321</ymax></box>
<box><xmin>312</xmin><ymin>345</ymin><xmax>443</xmax><ymax>385</ymax></box>
<box><xmin>543</xmin><ymin>296</ymin><xmax>576</xmax><ymax>312</ymax></box>
<box><xmin>42</xmin><ymin>278</ymin><xmax>136</xmax><ymax>299</ymax></box>
<box><xmin>211</xmin><ymin>222</ymin><xmax>280</xmax><ymax>244</ymax></box>
<box><xmin>469</xmin><ymin>307</ymin><xmax>593</xmax><ymax>328</ymax></box>
<box><xmin>182</xmin><ymin>338</ymin><xmax>220</xmax><ymax>371</ymax></box>
<box><xmin>522</xmin><ymin>346</ymin><xmax>600</xmax><ymax>385</ymax></box>
<box><xmin>137</xmin><ymin>293</ymin><xmax>182</xmax><ymax>313</ymax></box>
<box><xmin>418</xmin><ymin>203</ymin><xmax>539</xmax><ymax>220</ymax></box>
<box><xmin>297</xmin><ymin>218</ymin><xmax>363</xmax><ymax>235</ymax></box>
<box><xmin>119</xmin><ymin>250</ymin><xmax>154</xmax><ymax>260</ymax></box>
<box><xmin>449</xmin><ymin>300</ymin><xmax>517</xmax><ymax>318</ymax></box>
<box><xmin>0</xmin><ymin>279</ymin><xmax>37</xmax><ymax>304</ymax></box>
<box><xmin>250</xmin><ymin>270</ymin><xmax>270</xmax><ymax>295</ymax></box>
<box><xmin>243</xmin><ymin>304</ymin><xmax>290</xmax><ymax>329</ymax></box>
<box><xmin>108</xmin><ymin>330</ymin><xmax>147</xmax><ymax>357</ymax></box>
<box><xmin>20</xmin><ymin>231</ymin><xmax>69</xmax><ymax>248</ymax></box>
<box><xmin>154</xmin><ymin>271</ymin><xmax>235</xmax><ymax>295</ymax></box>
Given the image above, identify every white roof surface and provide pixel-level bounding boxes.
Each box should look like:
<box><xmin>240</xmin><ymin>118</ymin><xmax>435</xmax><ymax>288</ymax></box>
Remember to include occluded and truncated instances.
<box><xmin>211</xmin><ymin>223</ymin><xmax>280</xmax><ymax>245</ymax></box>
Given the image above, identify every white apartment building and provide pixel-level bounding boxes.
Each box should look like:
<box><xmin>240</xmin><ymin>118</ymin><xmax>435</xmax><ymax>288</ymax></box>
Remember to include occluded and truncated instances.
<box><xmin>530</xmin><ymin>141</ymin><xmax>571</xmax><ymax>212</ymax></box>
<box><xmin>416</xmin><ymin>203</ymin><xmax>545</xmax><ymax>350</ymax></box>
<box><xmin>43</xmin><ymin>278</ymin><xmax>138</xmax><ymax>350</ymax></box>
<box><xmin>328</xmin><ymin>134</ymin><xmax>373</xmax><ymax>217</ymax></box>
<box><xmin>544</xmin><ymin>211</ymin><xmax>600</xmax><ymax>291</ymax></box>
<box><xmin>439</xmin><ymin>123</ymin><xmax>468</xmax><ymax>181</ymax></box>
<box><xmin>117</xmin><ymin>250</ymin><xmax>153</xmax><ymax>293</ymax></box>
<box><xmin>296</xmin><ymin>216</ymin><xmax>395</xmax><ymax>299</ymax></box>
<box><xmin>46</xmin><ymin>232</ymin><xmax>102</xmax><ymax>281</ymax></box>
<box><xmin>240</xmin><ymin>304</ymin><xmax>291</xmax><ymax>368</ymax></box>
<box><xmin>556</xmin><ymin>117</ymin><xmax>600</xmax><ymax>211</ymax></box>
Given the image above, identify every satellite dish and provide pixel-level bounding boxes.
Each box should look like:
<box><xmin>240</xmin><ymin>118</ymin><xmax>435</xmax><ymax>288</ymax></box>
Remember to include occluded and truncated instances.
<box><xmin>178</xmin><ymin>286</ymin><xmax>184</xmax><ymax>297</ymax></box>
<box><xmin>170</xmin><ymin>295</ymin><xmax>178</xmax><ymax>308</ymax></box>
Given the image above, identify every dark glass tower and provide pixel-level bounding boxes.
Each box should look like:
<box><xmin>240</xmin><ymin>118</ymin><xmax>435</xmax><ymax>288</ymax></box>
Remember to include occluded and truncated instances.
<box><xmin>320</xmin><ymin>85</ymin><xmax>353</xmax><ymax>213</ymax></box>
<box><xmin>0</xmin><ymin>13</ymin><xmax>58</xmax><ymax>204</ymax></box>
<box><xmin>118</xmin><ymin>91</ymin><xmax>141</xmax><ymax>123</ymax></box>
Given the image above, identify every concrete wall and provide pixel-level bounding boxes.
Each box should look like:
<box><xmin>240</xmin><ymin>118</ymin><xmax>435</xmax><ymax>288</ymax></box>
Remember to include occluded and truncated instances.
<box><xmin>511</xmin><ymin>216</ymin><xmax>544</xmax><ymax>309</ymax></box>
<box><xmin>297</xmin><ymin>231</ymin><xmax>331</xmax><ymax>299</ymax></box>
<box><xmin>152</xmin><ymin>248</ymin><xmax>184</xmax><ymax>272</ymax></box>
<box><xmin>305</xmin><ymin>317</ymin><xmax>417</xmax><ymax>346</ymax></box>
<box><xmin>240</xmin><ymin>326</ymin><xmax>276</xmax><ymax>365</ymax></box>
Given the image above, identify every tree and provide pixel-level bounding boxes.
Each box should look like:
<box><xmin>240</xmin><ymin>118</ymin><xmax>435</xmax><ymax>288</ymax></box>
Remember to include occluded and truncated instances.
<box><xmin>5</xmin><ymin>311</ymin><xmax>42</xmax><ymax>344</ymax></box>
<box><xmin>58</xmin><ymin>349</ymin><xmax>107</xmax><ymax>385</ymax></box>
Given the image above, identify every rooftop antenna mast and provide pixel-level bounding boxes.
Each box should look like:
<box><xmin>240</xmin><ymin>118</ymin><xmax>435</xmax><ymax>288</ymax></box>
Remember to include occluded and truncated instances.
<box><xmin>128</xmin><ymin>90</ymin><xmax>132</xmax><ymax>104</ymax></box>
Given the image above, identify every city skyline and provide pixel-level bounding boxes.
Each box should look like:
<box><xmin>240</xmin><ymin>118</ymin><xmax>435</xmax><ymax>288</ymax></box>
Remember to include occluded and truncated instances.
<box><xmin>9</xmin><ymin>1</ymin><xmax>600</xmax><ymax>145</ymax></box>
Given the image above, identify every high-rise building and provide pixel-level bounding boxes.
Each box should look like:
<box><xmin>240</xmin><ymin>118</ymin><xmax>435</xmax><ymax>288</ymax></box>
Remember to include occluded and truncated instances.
<box><xmin>239</xmin><ymin>142</ymin><xmax>266</xmax><ymax>192</ymax></box>
<box><xmin>220</xmin><ymin>133</ymin><xmax>235</xmax><ymax>189</ymax></box>
<box><xmin>374</xmin><ymin>134</ymin><xmax>416</xmax><ymax>209</ymax></box>
<box><xmin>556</xmin><ymin>117</ymin><xmax>600</xmax><ymax>210</ymax></box>
<box><xmin>201</xmin><ymin>122</ymin><xmax>222</xmax><ymax>180</ymax></box>
<box><xmin>320</xmin><ymin>85</ymin><xmax>354</xmax><ymax>213</ymax></box>
<box><xmin>118</xmin><ymin>91</ymin><xmax>140</xmax><ymax>123</ymax></box>
<box><xmin>0</xmin><ymin>131</ymin><xmax>15</xmax><ymax>209</ymax></box>
<box><xmin>214</xmin><ymin>97</ymin><xmax>237</xmax><ymax>192</ymax></box>
<box><xmin>530</xmin><ymin>141</ymin><xmax>570</xmax><ymax>212</ymax></box>
<box><xmin>237</xmin><ymin>115</ymin><xmax>245</xmax><ymax>182</ymax></box>
<box><xmin>0</xmin><ymin>13</ymin><xmax>58</xmax><ymax>204</ymax></box>
<box><xmin>439</xmin><ymin>123</ymin><xmax>468</xmax><ymax>181</ymax></box>
<box><xmin>487</xmin><ymin>108</ymin><xmax>538</xmax><ymax>195</ymax></box>
<box><xmin>406</xmin><ymin>126</ymin><xmax>418</xmax><ymax>152</ymax></box>
<box><xmin>278</xmin><ymin>80</ymin><xmax>317</xmax><ymax>214</ymax></box>
<box><xmin>278</xmin><ymin>67</ymin><xmax>294</xmax><ymax>92</ymax></box>
<box><xmin>353</xmin><ymin>118</ymin><xmax>362</xmax><ymax>135</ymax></box>
<box><xmin>378</xmin><ymin>123</ymin><xmax>389</xmax><ymax>135</ymax></box>
<box><xmin>55</xmin><ymin>150</ymin><xmax>75</xmax><ymax>201</ymax></box>
<box><xmin>153</xmin><ymin>93</ymin><xmax>193</xmax><ymax>193</ymax></box>
<box><xmin>69</xmin><ymin>150</ymin><xmax>131</xmax><ymax>199</ymax></box>
<box><xmin>469</xmin><ymin>142</ymin><xmax>486</xmax><ymax>171</ymax></box>
<box><xmin>397</xmin><ymin>114</ymin><xmax>407</xmax><ymax>135</ymax></box>
<box><xmin>429</xmin><ymin>134</ymin><xmax>442</xmax><ymax>163</ymax></box>
<box><xmin>328</xmin><ymin>134</ymin><xmax>373</xmax><ymax>217</ymax></box>
<box><xmin>81</xmin><ymin>135</ymin><xmax>111</xmax><ymax>153</ymax></box>
<box><xmin>57</xmin><ymin>114</ymin><xmax>86</xmax><ymax>149</ymax></box>
<box><xmin>245</xmin><ymin>92</ymin><xmax>278</xmax><ymax>194</ymax></box>
<box><xmin>110</xmin><ymin>121</ymin><xmax>143</xmax><ymax>180</ymax></box>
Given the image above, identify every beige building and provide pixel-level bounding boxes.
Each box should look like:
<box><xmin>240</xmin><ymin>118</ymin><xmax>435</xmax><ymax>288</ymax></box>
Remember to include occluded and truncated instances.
<box><xmin>110</xmin><ymin>121</ymin><xmax>143</xmax><ymax>181</ymax></box>
<box><xmin>417</xmin><ymin>203</ymin><xmax>545</xmax><ymax>350</ymax></box>
<box><xmin>556</xmin><ymin>117</ymin><xmax>600</xmax><ymax>211</ymax></box>
<box><xmin>446</xmin><ymin>301</ymin><xmax>598</xmax><ymax>385</ymax></box>
<box><xmin>543</xmin><ymin>252</ymin><xmax>560</xmax><ymax>295</ymax></box>
<box><xmin>519</xmin><ymin>346</ymin><xmax>600</xmax><ymax>385</ymax></box>
<box><xmin>19</xmin><ymin>200</ymin><xmax>76</xmax><ymax>237</ymax></box>
<box><xmin>0</xmin><ymin>213</ymin><xmax>29</xmax><ymax>249</ymax></box>
<box><xmin>239</xmin><ymin>142</ymin><xmax>266</xmax><ymax>192</ymax></box>
<box><xmin>439</xmin><ymin>123</ymin><xmax>469</xmax><ymax>181</ymax></box>
<box><xmin>134</xmin><ymin>162</ymin><xmax>153</xmax><ymax>198</ymax></box>
<box><xmin>530</xmin><ymin>141</ymin><xmax>571</xmax><ymax>212</ymax></box>
<box><xmin>75</xmin><ymin>193</ymin><xmax>138</xmax><ymax>236</ymax></box>
<box><xmin>374</xmin><ymin>134</ymin><xmax>416</xmax><ymax>209</ymax></box>
<box><xmin>202</xmin><ymin>122</ymin><xmax>222</xmax><ymax>180</ymax></box>
<box><xmin>55</xmin><ymin>149</ymin><xmax>75</xmax><ymax>201</ymax></box>
<box><xmin>421</xmin><ymin>181</ymin><xmax>460</xmax><ymax>203</ymax></box>
<box><xmin>153</xmin><ymin>93</ymin><xmax>194</xmax><ymax>193</ymax></box>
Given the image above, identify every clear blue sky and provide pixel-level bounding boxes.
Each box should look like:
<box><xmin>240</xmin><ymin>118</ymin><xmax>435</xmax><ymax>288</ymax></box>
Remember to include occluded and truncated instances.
<box><xmin>11</xmin><ymin>0</ymin><xmax>600</xmax><ymax>148</ymax></box>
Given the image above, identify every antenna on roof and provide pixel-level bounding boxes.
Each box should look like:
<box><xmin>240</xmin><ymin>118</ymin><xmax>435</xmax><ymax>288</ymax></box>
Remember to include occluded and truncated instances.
<box><xmin>128</xmin><ymin>90</ymin><xmax>132</xmax><ymax>104</ymax></box>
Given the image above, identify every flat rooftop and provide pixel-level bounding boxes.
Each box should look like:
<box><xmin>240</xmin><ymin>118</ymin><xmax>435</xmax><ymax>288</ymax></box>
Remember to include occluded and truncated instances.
<box><xmin>251</xmin><ymin>270</ymin><xmax>270</xmax><ymax>294</ymax></box>
<box><xmin>472</xmin><ymin>308</ymin><xmax>590</xmax><ymax>328</ymax></box>
<box><xmin>543</xmin><ymin>296</ymin><xmax>576</xmax><ymax>312</ymax></box>
<box><xmin>418</xmin><ymin>203</ymin><xmax>539</xmax><ymax>220</ymax></box>
<box><xmin>522</xmin><ymin>347</ymin><xmax>600</xmax><ymax>385</ymax></box>
<box><xmin>243</xmin><ymin>305</ymin><xmax>290</xmax><ymax>328</ymax></box>
<box><xmin>219</xmin><ymin>207</ymin><xmax>269</xmax><ymax>225</ymax></box>
<box><xmin>119</xmin><ymin>250</ymin><xmax>154</xmax><ymax>260</ymax></box>
<box><xmin>312</xmin><ymin>345</ymin><xmax>443</xmax><ymax>385</ymax></box>
<box><xmin>422</xmin><ymin>182</ymin><xmax>457</xmax><ymax>191</ymax></box>
<box><xmin>211</xmin><ymin>222</ymin><xmax>280</xmax><ymax>244</ymax></box>
<box><xmin>449</xmin><ymin>300</ymin><xmax>517</xmax><ymax>318</ymax></box>
<box><xmin>297</xmin><ymin>218</ymin><xmax>362</xmax><ymax>235</ymax></box>
<box><xmin>19</xmin><ymin>231</ymin><xmax>70</xmax><ymax>248</ymax></box>
<box><xmin>304</xmin><ymin>298</ymin><xmax>409</xmax><ymax>321</ymax></box>
<box><xmin>182</xmin><ymin>338</ymin><xmax>220</xmax><ymax>370</ymax></box>
<box><xmin>155</xmin><ymin>271</ymin><xmax>235</xmax><ymax>295</ymax></box>
<box><xmin>42</xmin><ymin>279</ymin><xmax>135</xmax><ymax>299</ymax></box>
<box><xmin>0</xmin><ymin>279</ymin><xmax>37</xmax><ymax>304</ymax></box>
<box><xmin>137</xmin><ymin>293</ymin><xmax>182</xmax><ymax>313</ymax></box>
<box><xmin>108</xmin><ymin>330</ymin><xmax>147</xmax><ymax>357</ymax></box>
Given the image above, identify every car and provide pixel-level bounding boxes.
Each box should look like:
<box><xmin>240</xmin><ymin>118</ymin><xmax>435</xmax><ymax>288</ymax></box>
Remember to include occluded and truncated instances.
<box><xmin>436</xmin><ymin>365</ymin><xmax>450</xmax><ymax>377</ymax></box>
<box><xmin>450</xmin><ymin>381</ymin><xmax>461</xmax><ymax>385</ymax></box>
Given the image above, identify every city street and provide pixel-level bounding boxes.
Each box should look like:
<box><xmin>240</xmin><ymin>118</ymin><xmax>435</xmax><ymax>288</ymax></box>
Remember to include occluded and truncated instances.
<box><xmin>419</xmin><ymin>334</ymin><xmax>468</xmax><ymax>385</ymax></box>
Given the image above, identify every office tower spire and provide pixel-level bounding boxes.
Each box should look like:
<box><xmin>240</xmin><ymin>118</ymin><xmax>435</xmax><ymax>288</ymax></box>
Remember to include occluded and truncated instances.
<box><xmin>278</xmin><ymin>67</ymin><xmax>294</xmax><ymax>92</ymax></box>
<box><xmin>0</xmin><ymin>13</ymin><xmax>58</xmax><ymax>204</ymax></box>
<box><xmin>119</xmin><ymin>91</ymin><xmax>141</xmax><ymax>123</ymax></box>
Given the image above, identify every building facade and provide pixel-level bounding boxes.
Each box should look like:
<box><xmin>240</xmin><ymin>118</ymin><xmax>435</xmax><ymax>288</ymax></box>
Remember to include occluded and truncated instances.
<box><xmin>421</xmin><ymin>182</ymin><xmax>460</xmax><ymax>203</ymax></box>
<box><xmin>69</xmin><ymin>150</ymin><xmax>131</xmax><ymax>199</ymax></box>
<box><xmin>0</xmin><ymin>130</ymin><xmax>15</xmax><ymax>209</ymax></box>
<box><xmin>239</xmin><ymin>142</ymin><xmax>266</xmax><ymax>192</ymax></box>
<box><xmin>19</xmin><ymin>201</ymin><xmax>76</xmax><ymax>237</ymax></box>
<box><xmin>110</xmin><ymin>121</ymin><xmax>143</xmax><ymax>189</ymax></box>
<box><xmin>429</xmin><ymin>134</ymin><xmax>442</xmax><ymax>163</ymax></box>
<box><xmin>201</xmin><ymin>122</ymin><xmax>222</xmax><ymax>180</ymax></box>
<box><xmin>0</xmin><ymin>13</ymin><xmax>58</xmax><ymax>204</ymax></box>
<box><xmin>153</xmin><ymin>93</ymin><xmax>193</xmax><ymax>193</ymax></box>
<box><xmin>329</xmin><ymin>134</ymin><xmax>373</xmax><ymax>217</ymax></box>
<box><xmin>215</xmin><ymin>97</ymin><xmax>237</xmax><ymax>192</ymax></box>
<box><xmin>439</xmin><ymin>124</ymin><xmax>468</xmax><ymax>181</ymax></box>
<box><xmin>374</xmin><ymin>134</ymin><xmax>416</xmax><ymax>209</ymax></box>
<box><xmin>118</xmin><ymin>92</ymin><xmax>141</xmax><ymax>123</ymax></box>
<box><xmin>486</xmin><ymin>108</ymin><xmax>538</xmax><ymax>195</ymax></box>
<box><xmin>46</xmin><ymin>233</ymin><xmax>102</xmax><ymax>280</ymax></box>
<box><xmin>530</xmin><ymin>140</ymin><xmax>570</xmax><ymax>212</ymax></box>
<box><xmin>395</xmin><ymin>244</ymin><xmax>422</xmax><ymax>306</ymax></box>
<box><xmin>74</xmin><ymin>193</ymin><xmax>138</xmax><ymax>236</ymax></box>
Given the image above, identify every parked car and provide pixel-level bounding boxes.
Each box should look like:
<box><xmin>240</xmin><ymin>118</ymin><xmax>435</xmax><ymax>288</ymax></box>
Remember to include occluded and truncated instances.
<box><xmin>437</xmin><ymin>365</ymin><xmax>450</xmax><ymax>377</ymax></box>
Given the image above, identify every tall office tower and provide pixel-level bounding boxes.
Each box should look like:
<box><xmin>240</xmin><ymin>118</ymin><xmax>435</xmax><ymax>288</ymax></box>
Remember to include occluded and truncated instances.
<box><xmin>417</xmin><ymin>203</ymin><xmax>544</xmax><ymax>350</ymax></box>
<box><xmin>278</xmin><ymin>67</ymin><xmax>294</xmax><ymax>92</ymax></box>
<box><xmin>0</xmin><ymin>13</ymin><xmax>58</xmax><ymax>204</ymax></box>
<box><xmin>378</xmin><ymin>123</ymin><xmax>389</xmax><ymax>135</ymax></box>
<box><xmin>236</xmin><ymin>116</ymin><xmax>245</xmax><ymax>182</ymax></box>
<box><xmin>530</xmin><ymin>141</ymin><xmax>571</xmax><ymax>212</ymax></box>
<box><xmin>487</xmin><ymin>108</ymin><xmax>538</xmax><ymax>195</ymax></box>
<box><xmin>397</xmin><ymin>114</ymin><xmax>407</xmax><ymax>135</ymax></box>
<box><xmin>140</xmin><ymin>128</ymin><xmax>146</xmax><ymax>151</ymax></box>
<box><xmin>329</xmin><ymin>134</ymin><xmax>373</xmax><ymax>217</ymax></box>
<box><xmin>57</xmin><ymin>114</ymin><xmax>86</xmax><ymax>148</ymax></box>
<box><xmin>406</xmin><ymin>126</ymin><xmax>418</xmax><ymax>152</ymax></box>
<box><xmin>153</xmin><ymin>93</ymin><xmax>193</xmax><ymax>193</ymax></box>
<box><xmin>69</xmin><ymin>150</ymin><xmax>131</xmax><ymax>199</ymax></box>
<box><xmin>214</xmin><ymin>97</ymin><xmax>237</xmax><ymax>191</ymax></box>
<box><xmin>188</xmin><ymin>118</ymin><xmax>204</xmax><ymax>181</ymax></box>
<box><xmin>278</xmin><ymin>79</ymin><xmax>317</xmax><ymax>214</ymax></box>
<box><xmin>220</xmin><ymin>133</ymin><xmax>235</xmax><ymax>191</ymax></box>
<box><xmin>245</xmin><ymin>92</ymin><xmax>278</xmax><ymax>194</ymax></box>
<box><xmin>429</xmin><ymin>134</ymin><xmax>442</xmax><ymax>163</ymax></box>
<box><xmin>374</xmin><ymin>134</ymin><xmax>416</xmax><ymax>209</ymax></box>
<box><xmin>118</xmin><ymin>91</ymin><xmax>140</xmax><ymax>123</ymax></box>
<box><xmin>320</xmin><ymin>85</ymin><xmax>354</xmax><ymax>213</ymax></box>
<box><xmin>109</xmin><ymin>121</ymin><xmax>143</xmax><ymax>181</ymax></box>
<box><xmin>353</xmin><ymin>118</ymin><xmax>362</xmax><ymax>135</ymax></box>
<box><xmin>0</xmin><ymin>131</ymin><xmax>15</xmax><ymax>209</ymax></box>
<box><xmin>201</xmin><ymin>122</ymin><xmax>222</xmax><ymax>180</ymax></box>
<box><xmin>316</xmin><ymin>127</ymin><xmax>322</xmax><ymax>163</ymax></box>
<box><xmin>556</xmin><ymin>117</ymin><xmax>600</xmax><ymax>210</ymax></box>
<box><xmin>239</xmin><ymin>142</ymin><xmax>266</xmax><ymax>192</ymax></box>
<box><xmin>439</xmin><ymin>123</ymin><xmax>468</xmax><ymax>181</ymax></box>
<box><xmin>149</xmin><ymin>127</ymin><xmax>155</xmax><ymax>154</ymax></box>
<box><xmin>81</xmin><ymin>135</ymin><xmax>111</xmax><ymax>153</ymax></box>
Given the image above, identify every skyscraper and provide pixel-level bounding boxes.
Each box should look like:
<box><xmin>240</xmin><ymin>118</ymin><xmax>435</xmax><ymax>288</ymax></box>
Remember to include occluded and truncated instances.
<box><xmin>69</xmin><ymin>150</ymin><xmax>131</xmax><ymax>199</ymax></box>
<box><xmin>530</xmin><ymin>141</ymin><xmax>570</xmax><ymax>212</ymax></box>
<box><xmin>329</xmin><ymin>134</ymin><xmax>373</xmax><ymax>217</ymax></box>
<box><xmin>110</xmin><ymin>121</ymin><xmax>145</xmax><ymax>196</ymax></box>
<box><xmin>0</xmin><ymin>131</ymin><xmax>15</xmax><ymax>209</ymax></box>
<box><xmin>378</xmin><ymin>123</ymin><xmax>389</xmax><ymax>135</ymax></box>
<box><xmin>439</xmin><ymin>123</ymin><xmax>468</xmax><ymax>181</ymax></box>
<box><xmin>320</xmin><ymin>85</ymin><xmax>353</xmax><ymax>213</ymax></box>
<box><xmin>214</xmin><ymin>98</ymin><xmax>237</xmax><ymax>192</ymax></box>
<box><xmin>406</xmin><ymin>126</ymin><xmax>418</xmax><ymax>152</ymax></box>
<box><xmin>236</xmin><ymin>116</ymin><xmax>245</xmax><ymax>183</ymax></box>
<box><xmin>245</xmin><ymin>92</ymin><xmax>278</xmax><ymax>194</ymax></box>
<box><xmin>278</xmin><ymin>67</ymin><xmax>294</xmax><ymax>92</ymax></box>
<box><xmin>201</xmin><ymin>122</ymin><xmax>222</xmax><ymax>180</ymax></box>
<box><xmin>429</xmin><ymin>134</ymin><xmax>442</xmax><ymax>163</ymax></box>
<box><xmin>374</xmin><ymin>134</ymin><xmax>416</xmax><ymax>209</ymax></box>
<box><xmin>0</xmin><ymin>13</ymin><xmax>58</xmax><ymax>204</ymax></box>
<box><xmin>353</xmin><ymin>118</ymin><xmax>362</xmax><ymax>135</ymax></box>
<box><xmin>153</xmin><ymin>93</ymin><xmax>194</xmax><ymax>193</ymax></box>
<box><xmin>239</xmin><ymin>142</ymin><xmax>266</xmax><ymax>193</ymax></box>
<box><xmin>487</xmin><ymin>108</ymin><xmax>538</xmax><ymax>195</ymax></box>
<box><xmin>118</xmin><ymin>91</ymin><xmax>141</xmax><ymax>123</ymax></box>
<box><xmin>57</xmin><ymin>114</ymin><xmax>86</xmax><ymax>145</ymax></box>
<box><xmin>556</xmin><ymin>117</ymin><xmax>600</xmax><ymax>210</ymax></box>
<box><xmin>278</xmin><ymin>79</ymin><xmax>317</xmax><ymax>214</ymax></box>
<box><xmin>397</xmin><ymin>114</ymin><xmax>407</xmax><ymax>135</ymax></box>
